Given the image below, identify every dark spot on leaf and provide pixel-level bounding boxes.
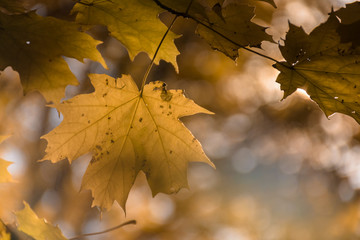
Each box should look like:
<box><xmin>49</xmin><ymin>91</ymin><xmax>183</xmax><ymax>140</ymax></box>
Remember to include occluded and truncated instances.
<box><xmin>355</xmin><ymin>85</ymin><xmax>357</xmax><ymax>88</ymax></box>
<box><xmin>192</xmin><ymin>138</ymin><xmax>196</xmax><ymax>142</ymax></box>
<box><xmin>106</xmin><ymin>79</ymin><xmax>109</xmax><ymax>85</ymax></box>
<box><xmin>155</xmin><ymin>129</ymin><xmax>158</xmax><ymax>132</ymax></box>
<box><xmin>111</xmin><ymin>139</ymin><xmax>114</xmax><ymax>143</ymax></box>
<box><xmin>81</xmin><ymin>113</ymin><xmax>84</xmax><ymax>117</ymax></box>
<box><xmin>160</xmin><ymin>105</ymin><xmax>164</xmax><ymax>108</ymax></box>
<box><xmin>103</xmin><ymin>93</ymin><xmax>107</xmax><ymax>97</ymax></box>
<box><xmin>160</xmin><ymin>83</ymin><xmax>173</xmax><ymax>101</ymax></box>
<box><xmin>48</xmin><ymin>59</ymin><xmax>52</xmax><ymax>62</ymax></box>
<box><xmin>88</xmin><ymin>120</ymin><xmax>91</xmax><ymax>124</ymax></box>
<box><xmin>108</xmin><ymin>116</ymin><xmax>111</xmax><ymax>120</ymax></box>
<box><xmin>107</xmin><ymin>151</ymin><xmax>110</xmax><ymax>155</ymax></box>
<box><xmin>95</xmin><ymin>145</ymin><xmax>102</xmax><ymax>151</ymax></box>
<box><xmin>341</xmin><ymin>99</ymin><xmax>344</xmax><ymax>103</ymax></box>
<box><xmin>90</xmin><ymin>157</ymin><xmax>99</xmax><ymax>164</ymax></box>
<box><xmin>169</xmin><ymin>150</ymin><xmax>173</xmax><ymax>154</ymax></box>
<box><xmin>169</xmin><ymin>105</ymin><xmax>171</xmax><ymax>109</ymax></box>
<box><xmin>139</xmin><ymin>117</ymin><xmax>143</xmax><ymax>122</ymax></box>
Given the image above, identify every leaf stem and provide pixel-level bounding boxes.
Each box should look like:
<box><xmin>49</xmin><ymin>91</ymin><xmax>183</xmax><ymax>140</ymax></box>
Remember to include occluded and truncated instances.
<box><xmin>139</xmin><ymin>15</ymin><xmax>178</xmax><ymax>95</ymax></box>
<box><xmin>152</xmin><ymin>0</ymin><xmax>282</xmax><ymax>64</ymax></box>
<box><xmin>68</xmin><ymin>220</ymin><xmax>136</xmax><ymax>240</ymax></box>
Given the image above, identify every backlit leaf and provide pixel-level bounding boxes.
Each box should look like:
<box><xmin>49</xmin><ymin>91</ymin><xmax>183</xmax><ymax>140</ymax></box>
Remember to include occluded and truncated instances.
<box><xmin>41</xmin><ymin>74</ymin><xmax>214</xmax><ymax>210</ymax></box>
<box><xmin>72</xmin><ymin>0</ymin><xmax>180</xmax><ymax>70</ymax></box>
<box><xmin>196</xmin><ymin>1</ymin><xmax>273</xmax><ymax>60</ymax></box>
<box><xmin>274</xmin><ymin>13</ymin><xmax>360</xmax><ymax>123</ymax></box>
<box><xmin>0</xmin><ymin>11</ymin><xmax>106</xmax><ymax>103</ymax></box>
<box><xmin>15</xmin><ymin>202</ymin><xmax>67</xmax><ymax>240</ymax></box>
<box><xmin>335</xmin><ymin>2</ymin><xmax>360</xmax><ymax>48</ymax></box>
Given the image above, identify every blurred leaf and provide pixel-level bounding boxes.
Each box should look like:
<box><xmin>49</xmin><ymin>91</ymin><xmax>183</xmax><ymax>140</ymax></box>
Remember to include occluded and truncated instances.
<box><xmin>0</xmin><ymin>220</ymin><xmax>10</xmax><ymax>240</ymax></box>
<box><xmin>41</xmin><ymin>74</ymin><xmax>214</xmax><ymax>210</ymax></box>
<box><xmin>72</xmin><ymin>0</ymin><xmax>180</xmax><ymax>70</ymax></box>
<box><xmin>335</xmin><ymin>2</ymin><xmax>360</xmax><ymax>48</ymax></box>
<box><xmin>196</xmin><ymin>1</ymin><xmax>273</xmax><ymax>60</ymax></box>
<box><xmin>0</xmin><ymin>159</ymin><xmax>12</xmax><ymax>183</ymax></box>
<box><xmin>274</xmin><ymin>13</ymin><xmax>360</xmax><ymax>124</ymax></box>
<box><xmin>0</xmin><ymin>0</ymin><xmax>26</xmax><ymax>14</ymax></box>
<box><xmin>257</xmin><ymin>0</ymin><xmax>276</xmax><ymax>8</ymax></box>
<box><xmin>0</xmin><ymin>135</ymin><xmax>11</xmax><ymax>183</ymax></box>
<box><xmin>15</xmin><ymin>202</ymin><xmax>67</xmax><ymax>240</ymax></box>
<box><xmin>0</xmin><ymin>11</ymin><xmax>106</xmax><ymax>103</ymax></box>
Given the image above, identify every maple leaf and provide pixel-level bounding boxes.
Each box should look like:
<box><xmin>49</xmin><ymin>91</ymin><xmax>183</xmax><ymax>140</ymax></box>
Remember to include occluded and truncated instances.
<box><xmin>0</xmin><ymin>11</ymin><xmax>106</xmax><ymax>103</ymax></box>
<box><xmin>334</xmin><ymin>2</ymin><xmax>360</xmax><ymax>24</ymax></box>
<box><xmin>72</xmin><ymin>0</ymin><xmax>180</xmax><ymax>70</ymax></box>
<box><xmin>274</xmin><ymin>12</ymin><xmax>360</xmax><ymax>123</ymax></box>
<box><xmin>0</xmin><ymin>135</ymin><xmax>12</xmax><ymax>183</ymax></box>
<box><xmin>41</xmin><ymin>74</ymin><xmax>214</xmax><ymax>210</ymax></box>
<box><xmin>335</xmin><ymin>2</ymin><xmax>360</xmax><ymax>48</ymax></box>
<box><xmin>196</xmin><ymin>1</ymin><xmax>273</xmax><ymax>60</ymax></box>
<box><xmin>15</xmin><ymin>202</ymin><xmax>67</xmax><ymax>240</ymax></box>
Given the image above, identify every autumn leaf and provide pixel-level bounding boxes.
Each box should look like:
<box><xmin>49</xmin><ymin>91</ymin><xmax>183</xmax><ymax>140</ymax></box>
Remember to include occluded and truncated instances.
<box><xmin>41</xmin><ymin>74</ymin><xmax>214</xmax><ymax>210</ymax></box>
<box><xmin>274</xmin><ymin>12</ymin><xmax>360</xmax><ymax>123</ymax></box>
<box><xmin>257</xmin><ymin>0</ymin><xmax>276</xmax><ymax>8</ymax></box>
<box><xmin>0</xmin><ymin>0</ymin><xmax>26</xmax><ymax>14</ymax></box>
<box><xmin>0</xmin><ymin>11</ymin><xmax>106</xmax><ymax>103</ymax></box>
<box><xmin>0</xmin><ymin>135</ymin><xmax>12</xmax><ymax>183</ymax></box>
<box><xmin>196</xmin><ymin>1</ymin><xmax>273</xmax><ymax>60</ymax></box>
<box><xmin>334</xmin><ymin>2</ymin><xmax>360</xmax><ymax>24</ymax></box>
<box><xmin>0</xmin><ymin>159</ymin><xmax>12</xmax><ymax>183</ymax></box>
<box><xmin>72</xmin><ymin>0</ymin><xmax>180</xmax><ymax>70</ymax></box>
<box><xmin>15</xmin><ymin>202</ymin><xmax>67</xmax><ymax>240</ymax></box>
<box><xmin>0</xmin><ymin>220</ymin><xmax>10</xmax><ymax>240</ymax></box>
<box><xmin>335</xmin><ymin>2</ymin><xmax>360</xmax><ymax>48</ymax></box>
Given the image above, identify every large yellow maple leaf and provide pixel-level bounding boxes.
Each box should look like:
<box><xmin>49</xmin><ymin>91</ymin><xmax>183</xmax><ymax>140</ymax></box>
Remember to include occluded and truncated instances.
<box><xmin>41</xmin><ymin>74</ymin><xmax>214</xmax><ymax>210</ymax></box>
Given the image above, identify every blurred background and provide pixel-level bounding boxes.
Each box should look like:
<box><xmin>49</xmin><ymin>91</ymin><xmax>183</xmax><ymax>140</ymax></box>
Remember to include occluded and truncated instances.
<box><xmin>1</xmin><ymin>0</ymin><xmax>360</xmax><ymax>239</ymax></box>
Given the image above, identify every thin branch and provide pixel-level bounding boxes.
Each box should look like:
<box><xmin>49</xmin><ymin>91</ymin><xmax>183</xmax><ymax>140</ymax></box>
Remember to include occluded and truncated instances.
<box><xmin>68</xmin><ymin>220</ymin><xmax>136</xmax><ymax>240</ymax></box>
<box><xmin>152</xmin><ymin>0</ymin><xmax>283</xmax><ymax>65</ymax></box>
